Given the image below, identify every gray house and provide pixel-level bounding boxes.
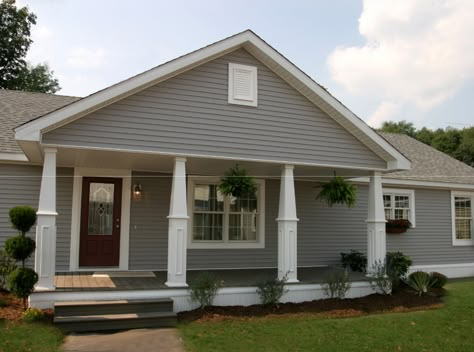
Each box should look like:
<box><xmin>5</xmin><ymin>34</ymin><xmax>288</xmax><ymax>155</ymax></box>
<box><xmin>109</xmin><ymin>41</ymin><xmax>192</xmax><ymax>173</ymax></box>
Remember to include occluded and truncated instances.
<box><xmin>1</xmin><ymin>30</ymin><xmax>473</xmax><ymax>312</ymax></box>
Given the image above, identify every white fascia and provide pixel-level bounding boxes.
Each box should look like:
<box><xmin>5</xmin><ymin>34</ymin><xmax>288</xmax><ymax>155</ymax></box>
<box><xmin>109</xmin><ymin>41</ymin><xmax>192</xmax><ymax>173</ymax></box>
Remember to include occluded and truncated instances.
<box><xmin>352</xmin><ymin>177</ymin><xmax>474</xmax><ymax>191</ymax></box>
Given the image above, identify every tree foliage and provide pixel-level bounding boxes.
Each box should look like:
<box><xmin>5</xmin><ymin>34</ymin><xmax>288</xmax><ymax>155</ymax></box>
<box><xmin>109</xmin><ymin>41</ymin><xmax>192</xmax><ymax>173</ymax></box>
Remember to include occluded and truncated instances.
<box><xmin>0</xmin><ymin>0</ymin><xmax>60</xmax><ymax>93</ymax></box>
<box><xmin>378</xmin><ymin>122</ymin><xmax>474</xmax><ymax>167</ymax></box>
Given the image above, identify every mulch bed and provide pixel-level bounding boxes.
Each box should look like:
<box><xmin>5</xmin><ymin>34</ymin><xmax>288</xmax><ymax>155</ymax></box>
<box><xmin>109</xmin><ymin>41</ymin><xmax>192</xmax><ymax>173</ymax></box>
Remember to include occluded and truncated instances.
<box><xmin>178</xmin><ymin>287</ymin><xmax>445</xmax><ymax>322</ymax></box>
<box><xmin>0</xmin><ymin>290</ymin><xmax>54</xmax><ymax>323</ymax></box>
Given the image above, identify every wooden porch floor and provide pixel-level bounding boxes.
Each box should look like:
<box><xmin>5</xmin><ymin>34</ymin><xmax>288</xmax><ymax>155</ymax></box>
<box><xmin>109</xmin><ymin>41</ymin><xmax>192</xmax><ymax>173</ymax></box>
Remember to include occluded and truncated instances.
<box><xmin>54</xmin><ymin>267</ymin><xmax>368</xmax><ymax>292</ymax></box>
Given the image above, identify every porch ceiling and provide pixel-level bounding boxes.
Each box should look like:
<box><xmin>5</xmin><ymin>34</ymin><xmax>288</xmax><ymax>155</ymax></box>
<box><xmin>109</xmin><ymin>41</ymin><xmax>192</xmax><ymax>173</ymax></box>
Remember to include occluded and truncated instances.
<box><xmin>53</xmin><ymin>146</ymin><xmax>376</xmax><ymax>179</ymax></box>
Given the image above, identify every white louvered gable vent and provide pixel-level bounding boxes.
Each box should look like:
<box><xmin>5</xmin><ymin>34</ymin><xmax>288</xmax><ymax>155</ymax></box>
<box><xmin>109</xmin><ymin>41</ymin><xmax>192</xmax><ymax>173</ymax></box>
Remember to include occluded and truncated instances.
<box><xmin>228</xmin><ymin>63</ymin><xmax>258</xmax><ymax>107</ymax></box>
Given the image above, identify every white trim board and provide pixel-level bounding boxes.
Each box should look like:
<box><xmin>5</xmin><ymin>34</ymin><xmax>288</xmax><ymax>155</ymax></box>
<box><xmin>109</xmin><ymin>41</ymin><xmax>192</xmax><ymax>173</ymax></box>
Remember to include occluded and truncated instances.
<box><xmin>410</xmin><ymin>263</ymin><xmax>474</xmax><ymax>278</ymax></box>
<box><xmin>69</xmin><ymin>167</ymin><xmax>131</xmax><ymax>271</ymax></box>
<box><xmin>352</xmin><ymin>177</ymin><xmax>474</xmax><ymax>191</ymax></box>
<box><xmin>14</xmin><ymin>30</ymin><xmax>409</xmax><ymax>171</ymax></box>
<box><xmin>0</xmin><ymin>152</ymin><xmax>28</xmax><ymax>162</ymax></box>
<box><xmin>30</xmin><ymin>281</ymin><xmax>375</xmax><ymax>310</ymax></box>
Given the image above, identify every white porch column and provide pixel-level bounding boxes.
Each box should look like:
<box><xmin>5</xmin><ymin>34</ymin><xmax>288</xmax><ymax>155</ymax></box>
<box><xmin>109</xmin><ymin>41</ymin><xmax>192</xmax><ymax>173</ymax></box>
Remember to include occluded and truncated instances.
<box><xmin>277</xmin><ymin>165</ymin><xmax>299</xmax><ymax>283</ymax></box>
<box><xmin>35</xmin><ymin>148</ymin><xmax>58</xmax><ymax>291</ymax></box>
<box><xmin>366</xmin><ymin>171</ymin><xmax>387</xmax><ymax>272</ymax></box>
<box><xmin>166</xmin><ymin>157</ymin><xmax>189</xmax><ymax>287</ymax></box>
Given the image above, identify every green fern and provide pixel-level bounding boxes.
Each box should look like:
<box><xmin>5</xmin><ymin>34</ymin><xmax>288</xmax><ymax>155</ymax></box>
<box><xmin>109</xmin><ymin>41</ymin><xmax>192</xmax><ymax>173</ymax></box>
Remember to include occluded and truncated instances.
<box><xmin>218</xmin><ymin>165</ymin><xmax>257</xmax><ymax>198</ymax></box>
<box><xmin>316</xmin><ymin>176</ymin><xmax>357</xmax><ymax>208</ymax></box>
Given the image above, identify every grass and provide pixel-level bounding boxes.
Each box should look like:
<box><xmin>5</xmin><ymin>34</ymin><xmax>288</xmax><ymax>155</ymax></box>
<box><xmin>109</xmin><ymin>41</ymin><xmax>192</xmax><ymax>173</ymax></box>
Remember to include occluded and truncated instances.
<box><xmin>179</xmin><ymin>279</ymin><xmax>474</xmax><ymax>352</ymax></box>
<box><xmin>0</xmin><ymin>321</ymin><xmax>64</xmax><ymax>352</ymax></box>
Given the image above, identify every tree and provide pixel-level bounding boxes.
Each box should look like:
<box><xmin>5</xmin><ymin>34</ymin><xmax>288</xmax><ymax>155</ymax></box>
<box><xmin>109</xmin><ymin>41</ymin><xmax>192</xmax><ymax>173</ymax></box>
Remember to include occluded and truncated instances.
<box><xmin>378</xmin><ymin>120</ymin><xmax>417</xmax><ymax>137</ymax></box>
<box><xmin>455</xmin><ymin>127</ymin><xmax>474</xmax><ymax>167</ymax></box>
<box><xmin>0</xmin><ymin>0</ymin><xmax>60</xmax><ymax>93</ymax></box>
<box><xmin>431</xmin><ymin>128</ymin><xmax>462</xmax><ymax>157</ymax></box>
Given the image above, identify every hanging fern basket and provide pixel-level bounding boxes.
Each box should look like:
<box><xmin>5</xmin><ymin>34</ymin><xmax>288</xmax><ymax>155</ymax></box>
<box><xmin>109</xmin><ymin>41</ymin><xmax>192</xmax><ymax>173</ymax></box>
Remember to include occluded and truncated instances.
<box><xmin>316</xmin><ymin>176</ymin><xmax>357</xmax><ymax>208</ymax></box>
<box><xmin>218</xmin><ymin>165</ymin><xmax>257</xmax><ymax>198</ymax></box>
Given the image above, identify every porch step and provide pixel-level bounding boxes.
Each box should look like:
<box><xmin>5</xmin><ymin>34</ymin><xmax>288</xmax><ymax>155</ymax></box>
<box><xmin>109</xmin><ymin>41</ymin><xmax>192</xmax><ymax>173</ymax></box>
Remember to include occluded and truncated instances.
<box><xmin>54</xmin><ymin>298</ymin><xmax>176</xmax><ymax>332</ymax></box>
<box><xmin>55</xmin><ymin>298</ymin><xmax>173</xmax><ymax>316</ymax></box>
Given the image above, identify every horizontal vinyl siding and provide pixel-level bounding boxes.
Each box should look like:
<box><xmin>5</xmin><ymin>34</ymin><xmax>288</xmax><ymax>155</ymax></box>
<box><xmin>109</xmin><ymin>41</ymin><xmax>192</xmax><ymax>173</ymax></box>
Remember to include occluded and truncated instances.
<box><xmin>129</xmin><ymin>172</ymin><xmax>170</xmax><ymax>270</ymax></box>
<box><xmin>297</xmin><ymin>182</ymin><xmax>368</xmax><ymax>266</ymax></box>
<box><xmin>43</xmin><ymin>49</ymin><xmax>385</xmax><ymax>169</ymax></box>
<box><xmin>387</xmin><ymin>188</ymin><xmax>474</xmax><ymax>265</ymax></box>
<box><xmin>0</xmin><ymin>164</ymin><xmax>72</xmax><ymax>271</ymax></box>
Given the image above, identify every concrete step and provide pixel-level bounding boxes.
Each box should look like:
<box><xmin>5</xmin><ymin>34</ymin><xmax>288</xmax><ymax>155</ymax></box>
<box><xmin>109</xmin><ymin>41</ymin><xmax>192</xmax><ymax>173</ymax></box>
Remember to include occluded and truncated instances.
<box><xmin>54</xmin><ymin>298</ymin><xmax>174</xmax><ymax>317</ymax></box>
<box><xmin>54</xmin><ymin>311</ymin><xmax>177</xmax><ymax>333</ymax></box>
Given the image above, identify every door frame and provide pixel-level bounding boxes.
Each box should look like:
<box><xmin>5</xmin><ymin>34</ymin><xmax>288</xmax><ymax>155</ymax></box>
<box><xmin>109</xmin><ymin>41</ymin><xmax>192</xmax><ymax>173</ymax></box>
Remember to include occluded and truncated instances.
<box><xmin>69</xmin><ymin>167</ymin><xmax>131</xmax><ymax>271</ymax></box>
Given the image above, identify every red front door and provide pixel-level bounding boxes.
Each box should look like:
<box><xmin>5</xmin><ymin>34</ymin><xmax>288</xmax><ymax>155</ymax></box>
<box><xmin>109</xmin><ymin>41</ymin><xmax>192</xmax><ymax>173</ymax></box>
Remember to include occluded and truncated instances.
<box><xmin>79</xmin><ymin>177</ymin><xmax>122</xmax><ymax>267</ymax></box>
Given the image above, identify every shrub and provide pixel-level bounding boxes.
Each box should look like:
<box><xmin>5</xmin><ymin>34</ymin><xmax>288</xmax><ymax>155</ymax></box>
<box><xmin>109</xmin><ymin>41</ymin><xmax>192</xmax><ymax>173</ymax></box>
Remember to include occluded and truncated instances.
<box><xmin>22</xmin><ymin>308</ymin><xmax>46</xmax><ymax>322</ymax></box>
<box><xmin>406</xmin><ymin>271</ymin><xmax>432</xmax><ymax>296</ymax></box>
<box><xmin>429</xmin><ymin>272</ymin><xmax>448</xmax><ymax>289</ymax></box>
<box><xmin>7</xmin><ymin>267</ymin><xmax>38</xmax><ymax>309</ymax></box>
<box><xmin>368</xmin><ymin>260</ymin><xmax>392</xmax><ymax>295</ymax></box>
<box><xmin>0</xmin><ymin>299</ymin><xmax>7</xmax><ymax>308</ymax></box>
<box><xmin>4</xmin><ymin>235</ymin><xmax>35</xmax><ymax>265</ymax></box>
<box><xmin>340</xmin><ymin>250</ymin><xmax>367</xmax><ymax>273</ymax></box>
<box><xmin>322</xmin><ymin>269</ymin><xmax>352</xmax><ymax>299</ymax></box>
<box><xmin>386</xmin><ymin>251</ymin><xmax>412</xmax><ymax>290</ymax></box>
<box><xmin>9</xmin><ymin>206</ymin><xmax>37</xmax><ymax>235</ymax></box>
<box><xmin>0</xmin><ymin>248</ymin><xmax>17</xmax><ymax>290</ymax></box>
<box><xmin>189</xmin><ymin>273</ymin><xmax>223</xmax><ymax>309</ymax></box>
<box><xmin>256</xmin><ymin>276</ymin><xmax>288</xmax><ymax>306</ymax></box>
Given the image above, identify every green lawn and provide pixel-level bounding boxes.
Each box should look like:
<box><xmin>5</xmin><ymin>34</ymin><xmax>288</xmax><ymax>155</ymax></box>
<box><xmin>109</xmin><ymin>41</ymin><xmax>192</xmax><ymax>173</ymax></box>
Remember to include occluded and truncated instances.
<box><xmin>179</xmin><ymin>279</ymin><xmax>474</xmax><ymax>352</ymax></box>
<box><xmin>0</xmin><ymin>321</ymin><xmax>64</xmax><ymax>352</ymax></box>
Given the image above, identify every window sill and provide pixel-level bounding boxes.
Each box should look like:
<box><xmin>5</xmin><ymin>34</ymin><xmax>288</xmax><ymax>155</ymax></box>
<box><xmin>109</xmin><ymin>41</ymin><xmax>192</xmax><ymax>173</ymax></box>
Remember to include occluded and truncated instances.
<box><xmin>452</xmin><ymin>240</ymin><xmax>474</xmax><ymax>246</ymax></box>
<box><xmin>188</xmin><ymin>241</ymin><xmax>265</xmax><ymax>249</ymax></box>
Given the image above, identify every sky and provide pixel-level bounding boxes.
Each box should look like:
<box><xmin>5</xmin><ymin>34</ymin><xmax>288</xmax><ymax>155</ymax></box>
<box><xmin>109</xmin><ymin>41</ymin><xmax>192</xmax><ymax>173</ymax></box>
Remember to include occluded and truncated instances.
<box><xmin>17</xmin><ymin>0</ymin><xmax>474</xmax><ymax>129</ymax></box>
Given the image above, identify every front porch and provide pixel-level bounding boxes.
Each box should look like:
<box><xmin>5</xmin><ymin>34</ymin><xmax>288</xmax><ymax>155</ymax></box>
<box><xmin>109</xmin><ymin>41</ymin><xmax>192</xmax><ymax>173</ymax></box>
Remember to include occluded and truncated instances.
<box><xmin>54</xmin><ymin>267</ymin><xmax>369</xmax><ymax>292</ymax></box>
<box><xmin>30</xmin><ymin>267</ymin><xmax>374</xmax><ymax>312</ymax></box>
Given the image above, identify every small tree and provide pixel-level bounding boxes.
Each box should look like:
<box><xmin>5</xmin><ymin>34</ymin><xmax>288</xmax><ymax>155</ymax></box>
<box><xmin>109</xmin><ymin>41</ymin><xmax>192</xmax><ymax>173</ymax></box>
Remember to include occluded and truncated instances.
<box><xmin>4</xmin><ymin>206</ymin><xmax>38</xmax><ymax>309</ymax></box>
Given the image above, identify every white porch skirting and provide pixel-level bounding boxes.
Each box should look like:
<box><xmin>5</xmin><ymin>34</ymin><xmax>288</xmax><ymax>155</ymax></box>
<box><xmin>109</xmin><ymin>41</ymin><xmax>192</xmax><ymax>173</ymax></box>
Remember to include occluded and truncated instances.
<box><xmin>409</xmin><ymin>262</ymin><xmax>474</xmax><ymax>278</ymax></box>
<box><xmin>30</xmin><ymin>281</ymin><xmax>375</xmax><ymax>311</ymax></box>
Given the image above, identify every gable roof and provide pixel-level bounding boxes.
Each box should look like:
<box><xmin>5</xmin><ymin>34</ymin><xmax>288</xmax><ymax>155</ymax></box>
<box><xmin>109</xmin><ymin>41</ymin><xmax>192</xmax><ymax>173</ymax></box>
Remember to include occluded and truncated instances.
<box><xmin>0</xmin><ymin>89</ymin><xmax>79</xmax><ymax>154</ymax></box>
<box><xmin>380</xmin><ymin>132</ymin><xmax>474</xmax><ymax>185</ymax></box>
<box><xmin>13</xmin><ymin>30</ymin><xmax>410</xmax><ymax>171</ymax></box>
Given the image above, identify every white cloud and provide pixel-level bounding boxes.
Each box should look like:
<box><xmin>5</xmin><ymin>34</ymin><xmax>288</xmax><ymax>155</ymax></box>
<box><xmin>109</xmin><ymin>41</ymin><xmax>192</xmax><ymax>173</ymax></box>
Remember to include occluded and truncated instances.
<box><xmin>66</xmin><ymin>47</ymin><xmax>108</xmax><ymax>70</ymax></box>
<box><xmin>327</xmin><ymin>0</ymin><xmax>474</xmax><ymax>127</ymax></box>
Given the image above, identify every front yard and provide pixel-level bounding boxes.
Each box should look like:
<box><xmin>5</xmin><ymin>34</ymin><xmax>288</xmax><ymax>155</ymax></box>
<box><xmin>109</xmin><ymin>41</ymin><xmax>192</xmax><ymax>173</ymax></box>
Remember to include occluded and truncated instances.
<box><xmin>179</xmin><ymin>279</ymin><xmax>474</xmax><ymax>352</ymax></box>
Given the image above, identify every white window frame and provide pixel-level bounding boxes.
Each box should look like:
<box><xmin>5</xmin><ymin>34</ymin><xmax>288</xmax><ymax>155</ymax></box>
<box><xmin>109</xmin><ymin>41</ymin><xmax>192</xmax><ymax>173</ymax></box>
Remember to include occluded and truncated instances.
<box><xmin>383</xmin><ymin>188</ymin><xmax>416</xmax><ymax>228</ymax></box>
<box><xmin>451</xmin><ymin>191</ymin><xmax>474</xmax><ymax>246</ymax></box>
<box><xmin>228</xmin><ymin>63</ymin><xmax>258</xmax><ymax>107</ymax></box>
<box><xmin>187</xmin><ymin>176</ymin><xmax>265</xmax><ymax>249</ymax></box>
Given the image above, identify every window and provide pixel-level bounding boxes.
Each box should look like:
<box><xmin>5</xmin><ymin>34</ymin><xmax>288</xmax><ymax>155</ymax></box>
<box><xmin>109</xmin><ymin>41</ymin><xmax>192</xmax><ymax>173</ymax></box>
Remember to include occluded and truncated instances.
<box><xmin>452</xmin><ymin>192</ymin><xmax>474</xmax><ymax>246</ymax></box>
<box><xmin>188</xmin><ymin>177</ymin><xmax>265</xmax><ymax>249</ymax></box>
<box><xmin>228</xmin><ymin>63</ymin><xmax>258</xmax><ymax>107</ymax></box>
<box><xmin>383</xmin><ymin>188</ymin><xmax>416</xmax><ymax>227</ymax></box>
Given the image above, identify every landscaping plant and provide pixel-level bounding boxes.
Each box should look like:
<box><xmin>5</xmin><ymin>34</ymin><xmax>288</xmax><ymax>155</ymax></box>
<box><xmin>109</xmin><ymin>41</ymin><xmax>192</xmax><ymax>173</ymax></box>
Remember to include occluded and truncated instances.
<box><xmin>22</xmin><ymin>307</ymin><xmax>46</xmax><ymax>322</ymax></box>
<box><xmin>4</xmin><ymin>206</ymin><xmax>38</xmax><ymax>309</ymax></box>
<box><xmin>189</xmin><ymin>272</ymin><xmax>223</xmax><ymax>309</ymax></box>
<box><xmin>340</xmin><ymin>250</ymin><xmax>367</xmax><ymax>272</ymax></box>
<box><xmin>0</xmin><ymin>248</ymin><xmax>17</xmax><ymax>290</ymax></box>
<box><xmin>429</xmin><ymin>272</ymin><xmax>448</xmax><ymax>288</ymax></box>
<box><xmin>368</xmin><ymin>260</ymin><xmax>392</xmax><ymax>295</ymax></box>
<box><xmin>218</xmin><ymin>164</ymin><xmax>257</xmax><ymax>198</ymax></box>
<box><xmin>316</xmin><ymin>176</ymin><xmax>357</xmax><ymax>207</ymax></box>
<box><xmin>386</xmin><ymin>251</ymin><xmax>412</xmax><ymax>290</ymax></box>
<box><xmin>256</xmin><ymin>275</ymin><xmax>288</xmax><ymax>306</ymax></box>
<box><xmin>406</xmin><ymin>271</ymin><xmax>433</xmax><ymax>296</ymax></box>
<box><xmin>322</xmin><ymin>269</ymin><xmax>352</xmax><ymax>299</ymax></box>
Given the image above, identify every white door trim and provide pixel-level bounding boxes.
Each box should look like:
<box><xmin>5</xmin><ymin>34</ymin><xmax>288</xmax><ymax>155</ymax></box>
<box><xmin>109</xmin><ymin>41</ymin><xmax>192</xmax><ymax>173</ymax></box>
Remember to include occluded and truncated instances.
<box><xmin>69</xmin><ymin>167</ymin><xmax>131</xmax><ymax>271</ymax></box>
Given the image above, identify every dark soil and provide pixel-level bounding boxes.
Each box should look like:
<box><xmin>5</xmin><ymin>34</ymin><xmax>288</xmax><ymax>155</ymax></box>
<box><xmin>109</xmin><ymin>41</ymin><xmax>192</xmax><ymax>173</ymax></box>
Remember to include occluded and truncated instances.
<box><xmin>178</xmin><ymin>287</ymin><xmax>445</xmax><ymax>322</ymax></box>
<box><xmin>0</xmin><ymin>290</ymin><xmax>54</xmax><ymax>322</ymax></box>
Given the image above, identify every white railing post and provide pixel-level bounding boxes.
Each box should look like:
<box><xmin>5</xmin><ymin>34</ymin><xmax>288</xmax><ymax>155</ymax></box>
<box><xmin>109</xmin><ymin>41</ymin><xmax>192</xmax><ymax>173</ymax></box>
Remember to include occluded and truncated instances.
<box><xmin>165</xmin><ymin>157</ymin><xmax>189</xmax><ymax>287</ymax></box>
<box><xmin>277</xmin><ymin>165</ymin><xmax>299</xmax><ymax>283</ymax></box>
<box><xmin>34</xmin><ymin>147</ymin><xmax>57</xmax><ymax>291</ymax></box>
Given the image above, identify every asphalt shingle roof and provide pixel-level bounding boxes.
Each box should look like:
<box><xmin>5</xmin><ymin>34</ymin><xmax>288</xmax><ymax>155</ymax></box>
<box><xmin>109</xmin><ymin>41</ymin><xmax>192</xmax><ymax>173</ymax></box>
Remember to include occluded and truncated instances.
<box><xmin>380</xmin><ymin>132</ymin><xmax>474</xmax><ymax>185</ymax></box>
<box><xmin>0</xmin><ymin>89</ymin><xmax>80</xmax><ymax>153</ymax></box>
<box><xmin>0</xmin><ymin>89</ymin><xmax>472</xmax><ymax>186</ymax></box>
